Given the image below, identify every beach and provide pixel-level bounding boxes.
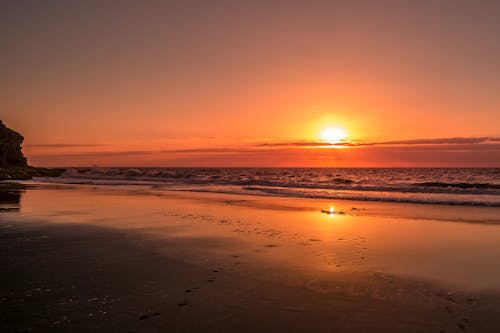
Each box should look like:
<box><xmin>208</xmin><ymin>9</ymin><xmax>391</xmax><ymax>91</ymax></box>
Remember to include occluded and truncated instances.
<box><xmin>1</xmin><ymin>183</ymin><xmax>500</xmax><ymax>332</ymax></box>
<box><xmin>3</xmin><ymin>0</ymin><xmax>500</xmax><ymax>331</ymax></box>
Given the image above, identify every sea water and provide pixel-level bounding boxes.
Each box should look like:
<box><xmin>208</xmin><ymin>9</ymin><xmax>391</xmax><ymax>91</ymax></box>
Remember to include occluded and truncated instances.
<box><xmin>36</xmin><ymin>167</ymin><xmax>500</xmax><ymax>207</ymax></box>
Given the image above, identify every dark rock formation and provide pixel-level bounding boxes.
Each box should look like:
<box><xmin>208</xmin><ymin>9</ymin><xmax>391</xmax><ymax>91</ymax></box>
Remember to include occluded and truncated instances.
<box><xmin>0</xmin><ymin>120</ymin><xmax>28</xmax><ymax>167</ymax></box>
<box><xmin>0</xmin><ymin>120</ymin><xmax>65</xmax><ymax>180</ymax></box>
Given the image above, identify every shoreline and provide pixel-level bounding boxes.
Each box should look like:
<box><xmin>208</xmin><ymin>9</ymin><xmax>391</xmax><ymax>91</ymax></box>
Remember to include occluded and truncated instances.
<box><xmin>18</xmin><ymin>175</ymin><xmax>500</xmax><ymax>207</ymax></box>
<box><xmin>17</xmin><ymin>180</ymin><xmax>500</xmax><ymax>224</ymax></box>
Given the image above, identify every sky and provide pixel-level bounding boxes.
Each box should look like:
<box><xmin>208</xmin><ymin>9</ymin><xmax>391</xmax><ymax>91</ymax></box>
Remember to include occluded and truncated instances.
<box><xmin>1</xmin><ymin>0</ymin><xmax>500</xmax><ymax>167</ymax></box>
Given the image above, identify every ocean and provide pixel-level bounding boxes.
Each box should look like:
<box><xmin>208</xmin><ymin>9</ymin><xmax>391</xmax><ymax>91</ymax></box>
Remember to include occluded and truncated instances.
<box><xmin>35</xmin><ymin>167</ymin><xmax>500</xmax><ymax>207</ymax></box>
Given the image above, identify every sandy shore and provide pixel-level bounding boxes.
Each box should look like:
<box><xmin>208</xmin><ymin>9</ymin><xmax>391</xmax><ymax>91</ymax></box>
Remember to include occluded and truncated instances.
<box><xmin>1</xmin><ymin>183</ymin><xmax>500</xmax><ymax>332</ymax></box>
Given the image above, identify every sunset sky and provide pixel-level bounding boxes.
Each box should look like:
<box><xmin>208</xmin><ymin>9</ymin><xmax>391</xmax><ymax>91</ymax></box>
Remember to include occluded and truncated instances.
<box><xmin>1</xmin><ymin>0</ymin><xmax>500</xmax><ymax>167</ymax></box>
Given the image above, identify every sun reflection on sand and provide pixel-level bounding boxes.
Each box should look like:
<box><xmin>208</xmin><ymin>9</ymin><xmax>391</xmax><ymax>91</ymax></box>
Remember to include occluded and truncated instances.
<box><xmin>321</xmin><ymin>206</ymin><xmax>337</xmax><ymax>218</ymax></box>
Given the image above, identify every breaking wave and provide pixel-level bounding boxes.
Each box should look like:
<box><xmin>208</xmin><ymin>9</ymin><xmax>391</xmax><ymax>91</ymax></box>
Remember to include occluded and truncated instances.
<box><xmin>33</xmin><ymin>167</ymin><xmax>500</xmax><ymax>207</ymax></box>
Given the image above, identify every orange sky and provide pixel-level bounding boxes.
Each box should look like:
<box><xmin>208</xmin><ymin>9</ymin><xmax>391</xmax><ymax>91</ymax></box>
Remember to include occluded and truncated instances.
<box><xmin>1</xmin><ymin>1</ymin><xmax>500</xmax><ymax>167</ymax></box>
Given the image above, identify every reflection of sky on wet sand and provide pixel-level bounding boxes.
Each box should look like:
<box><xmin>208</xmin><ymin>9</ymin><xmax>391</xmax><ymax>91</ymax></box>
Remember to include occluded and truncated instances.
<box><xmin>4</xmin><ymin>184</ymin><xmax>500</xmax><ymax>291</ymax></box>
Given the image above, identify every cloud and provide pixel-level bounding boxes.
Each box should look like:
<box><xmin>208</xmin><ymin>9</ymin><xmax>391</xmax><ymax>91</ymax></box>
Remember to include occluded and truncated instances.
<box><xmin>259</xmin><ymin>141</ymin><xmax>351</xmax><ymax>147</ymax></box>
<box><xmin>25</xmin><ymin>143</ymin><xmax>109</xmax><ymax>148</ymax></box>
<box><xmin>160</xmin><ymin>148</ymin><xmax>261</xmax><ymax>153</ymax></box>
<box><xmin>30</xmin><ymin>150</ymin><xmax>153</xmax><ymax>158</ymax></box>
<box><xmin>26</xmin><ymin>136</ymin><xmax>500</xmax><ymax>167</ymax></box>
<box><xmin>367</xmin><ymin>137</ymin><xmax>500</xmax><ymax>146</ymax></box>
<box><xmin>259</xmin><ymin>137</ymin><xmax>500</xmax><ymax>148</ymax></box>
<box><xmin>27</xmin><ymin>137</ymin><xmax>500</xmax><ymax>153</ymax></box>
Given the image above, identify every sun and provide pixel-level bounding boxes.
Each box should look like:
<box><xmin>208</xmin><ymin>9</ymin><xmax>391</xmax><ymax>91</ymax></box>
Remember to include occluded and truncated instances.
<box><xmin>320</xmin><ymin>128</ymin><xmax>347</xmax><ymax>143</ymax></box>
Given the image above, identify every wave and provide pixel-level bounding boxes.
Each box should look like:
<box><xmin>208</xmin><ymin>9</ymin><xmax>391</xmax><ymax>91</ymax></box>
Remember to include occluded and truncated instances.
<box><xmin>29</xmin><ymin>167</ymin><xmax>500</xmax><ymax>207</ymax></box>
<box><xmin>239</xmin><ymin>186</ymin><xmax>500</xmax><ymax>207</ymax></box>
<box><xmin>53</xmin><ymin>167</ymin><xmax>500</xmax><ymax>195</ymax></box>
<box><xmin>29</xmin><ymin>178</ymin><xmax>500</xmax><ymax>208</ymax></box>
<box><xmin>415</xmin><ymin>182</ymin><xmax>500</xmax><ymax>190</ymax></box>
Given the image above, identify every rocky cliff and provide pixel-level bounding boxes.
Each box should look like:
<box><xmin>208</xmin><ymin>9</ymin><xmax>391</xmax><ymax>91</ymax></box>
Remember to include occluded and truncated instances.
<box><xmin>0</xmin><ymin>120</ymin><xmax>28</xmax><ymax>167</ymax></box>
<box><xmin>0</xmin><ymin>120</ymin><xmax>64</xmax><ymax>180</ymax></box>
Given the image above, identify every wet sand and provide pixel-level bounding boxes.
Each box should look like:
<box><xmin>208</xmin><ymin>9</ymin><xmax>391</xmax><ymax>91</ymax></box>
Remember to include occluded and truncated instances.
<box><xmin>1</xmin><ymin>183</ymin><xmax>500</xmax><ymax>332</ymax></box>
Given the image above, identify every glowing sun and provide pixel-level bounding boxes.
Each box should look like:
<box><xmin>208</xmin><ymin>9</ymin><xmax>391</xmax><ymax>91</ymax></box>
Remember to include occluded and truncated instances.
<box><xmin>320</xmin><ymin>128</ymin><xmax>347</xmax><ymax>143</ymax></box>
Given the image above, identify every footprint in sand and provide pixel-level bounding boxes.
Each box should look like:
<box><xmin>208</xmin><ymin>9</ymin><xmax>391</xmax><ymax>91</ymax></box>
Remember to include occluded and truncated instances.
<box><xmin>138</xmin><ymin>312</ymin><xmax>160</xmax><ymax>320</ymax></box>
<box><xmin>184</xmin><ymin>286</ymin><xmax>201</xmax><ymax>294</ymax></box>
<box><xmin>457</xmin><ymin>318</ymin><xmax>469</xmax><ymax>330</ymax></box>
